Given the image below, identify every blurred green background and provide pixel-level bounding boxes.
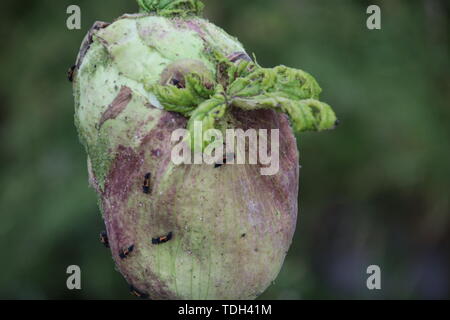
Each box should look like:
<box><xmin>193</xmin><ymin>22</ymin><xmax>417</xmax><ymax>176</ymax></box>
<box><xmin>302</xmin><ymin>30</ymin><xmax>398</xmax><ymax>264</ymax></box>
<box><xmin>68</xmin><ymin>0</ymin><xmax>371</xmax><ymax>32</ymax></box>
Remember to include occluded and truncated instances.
<box><xmin>0</xmin><ymin>0</ymin><xmax>449</xmax><ymax>299</ymax></box>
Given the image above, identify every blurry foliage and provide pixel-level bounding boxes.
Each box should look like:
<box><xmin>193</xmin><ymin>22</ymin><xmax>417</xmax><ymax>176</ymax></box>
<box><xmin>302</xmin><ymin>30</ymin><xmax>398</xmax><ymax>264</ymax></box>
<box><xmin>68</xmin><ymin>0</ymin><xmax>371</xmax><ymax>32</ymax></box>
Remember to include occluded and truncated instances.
<box><xmin>0</xmin><ymin>0</ymin><xmax>448</xmax><ymax>299</ymax></box>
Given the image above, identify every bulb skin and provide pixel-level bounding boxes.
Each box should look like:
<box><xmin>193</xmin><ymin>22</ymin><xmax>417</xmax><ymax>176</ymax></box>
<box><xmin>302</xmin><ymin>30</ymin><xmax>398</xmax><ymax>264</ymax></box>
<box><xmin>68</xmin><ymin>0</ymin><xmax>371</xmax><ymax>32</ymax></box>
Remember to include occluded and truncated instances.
<box><xmin>73</xmin><ymin>14</ymin><xmax>299</xmax><ymax>300</ymax></box>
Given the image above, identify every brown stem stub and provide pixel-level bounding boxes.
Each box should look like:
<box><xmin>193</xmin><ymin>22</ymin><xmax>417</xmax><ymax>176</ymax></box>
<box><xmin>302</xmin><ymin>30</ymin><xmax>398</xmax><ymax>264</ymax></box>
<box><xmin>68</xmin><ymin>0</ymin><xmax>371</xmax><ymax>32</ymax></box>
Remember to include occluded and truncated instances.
<box><xmin>75</xmin><ymin>21</ymin><xmax>111</xmax><ymax>72</ymax></box>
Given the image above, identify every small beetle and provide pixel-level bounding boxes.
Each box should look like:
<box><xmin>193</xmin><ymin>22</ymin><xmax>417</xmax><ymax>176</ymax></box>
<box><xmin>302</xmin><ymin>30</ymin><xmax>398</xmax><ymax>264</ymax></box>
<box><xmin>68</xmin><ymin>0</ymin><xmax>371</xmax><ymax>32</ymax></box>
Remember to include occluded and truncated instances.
<box><xmin>119</xmin><ymin>245</ymin><xmax>135</xmax><ymax>260</ymax></box>
<box><xmin>170</xmin><ymin>78</ymin><xmax>185</xmax><ymax>89</ymax></box>
<box><xmin>143</xmin><ymin>173</ymin><xmax>151</xmax><ymax>194</ymax></box>
<box><xmin>129</xmin><ymin>285</ymin><xmax>149</xmax><ymax>299</ymax></box>
<box><xmin>67</xmin><ymin>65</ymin><xmax>76</xmax><ymax>82</ymax></box>
<box><xmin>214</xmin><ymin>153</ymin><xmax>235</xmax><ymax>168</ymax></box>
<box><xmin>152</xmin><ymin>232</ymin><xmax>173</xmax><ymax>245</ymax></box>
<box><xmin>100</xmin><ymin>231</ymin><xmax>109</xmax><ymax>248</ymax></box>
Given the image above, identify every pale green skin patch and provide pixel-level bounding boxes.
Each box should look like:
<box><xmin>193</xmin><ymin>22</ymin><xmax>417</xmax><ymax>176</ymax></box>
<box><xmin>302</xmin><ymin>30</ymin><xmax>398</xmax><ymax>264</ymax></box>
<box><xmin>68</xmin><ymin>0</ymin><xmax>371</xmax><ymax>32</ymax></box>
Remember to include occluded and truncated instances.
<box><xmin>73</xmin><ymin>2</ymin><xmax>335</xmax><ymax>299</ymax></box>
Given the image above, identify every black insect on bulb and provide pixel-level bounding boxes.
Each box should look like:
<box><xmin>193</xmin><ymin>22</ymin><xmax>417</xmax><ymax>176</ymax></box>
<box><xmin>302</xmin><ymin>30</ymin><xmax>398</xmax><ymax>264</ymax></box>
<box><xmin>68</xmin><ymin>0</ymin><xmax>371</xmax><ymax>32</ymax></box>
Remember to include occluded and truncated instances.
<box><xmin>152</xmin><ymin>232</ymin><xmax>173</xmax><ymax>245</ymax></box>
<box><xmin>129</xmin><ymin>285</ymin><xmax>149</xmax><ymax>299</ymax></box>
<box><xmin>67</xmin><ymin>65</ymin><xmax>76</xmax><ymax>82</ymax></box>
<box><xmin>100</xmin><ymin>231</ymin><xmax>109</xmax><ymax>248</ymax></box>
<box><xmin>214</xmin><ymin>153</ymin><xmax>235</xmax><ymax>168</ymax></box>
<box><xmin>119</xmin><ymin>245</ymin><xmax>135</xmax><ymax>260</ymax></box>
<box><xmin>143</xmin><ymin>173</ymin><xmax>151</xmax><ymax>194</ymax></box>
<box><xmin>171</xmin><ymin>78</ymin><xmax>185</xmax><ymax>89</ymax></box>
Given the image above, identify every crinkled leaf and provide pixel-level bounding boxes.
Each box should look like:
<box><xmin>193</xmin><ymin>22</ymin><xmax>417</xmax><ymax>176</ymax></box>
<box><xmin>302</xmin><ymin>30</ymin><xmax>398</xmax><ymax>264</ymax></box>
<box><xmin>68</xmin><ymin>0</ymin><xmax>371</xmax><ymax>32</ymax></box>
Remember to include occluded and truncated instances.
<box><xmin>149</xmin><ymin>73</ymin><xmax>214</xmax><ymax>115</ymax></box>
<box><xmin>232</xmin><ymin>96</ymin><xmax>337</xmax><ymax>132</ymax></box>
<box><xmin>228</xmin><ymin>65</ymin><xmax>322</xmax><ymax>100</ymax></box>
<box><xmin>137</xmin><ymin>0</ymin><xmax>205</xmax><ymax>16</ymax></box>
<box><xmin>148</xmin><ymin>52</ymin><xmax>336</xmax><ymax>151</ymax></box>
<box><xmin>186</xmin><ymin>86</ymin><xmax>227</xmax><ymax>151</ymax></box>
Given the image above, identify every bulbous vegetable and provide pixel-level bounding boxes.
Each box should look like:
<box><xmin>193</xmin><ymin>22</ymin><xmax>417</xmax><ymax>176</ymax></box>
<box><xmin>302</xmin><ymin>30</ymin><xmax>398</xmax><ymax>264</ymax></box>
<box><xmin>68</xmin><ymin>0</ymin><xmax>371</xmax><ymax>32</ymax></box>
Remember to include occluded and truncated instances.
<box><xmin>71</xmin><ymin>0</ymin><xmax>337</xmax><ymax>299</ymax></box>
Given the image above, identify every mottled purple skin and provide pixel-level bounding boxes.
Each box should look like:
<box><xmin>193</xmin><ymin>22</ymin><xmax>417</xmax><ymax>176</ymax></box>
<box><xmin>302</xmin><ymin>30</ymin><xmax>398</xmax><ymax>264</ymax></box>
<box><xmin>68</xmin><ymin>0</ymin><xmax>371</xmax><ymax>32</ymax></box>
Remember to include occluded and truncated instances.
<box><xmin>74</xmin><ymin>14</ymin><xmax>300</xmax><ymax>300</ymax></box>
<box><xmin>96</xmin><ymin>107</ymin><xmax>299</xmax><ymax>300</ymax></box>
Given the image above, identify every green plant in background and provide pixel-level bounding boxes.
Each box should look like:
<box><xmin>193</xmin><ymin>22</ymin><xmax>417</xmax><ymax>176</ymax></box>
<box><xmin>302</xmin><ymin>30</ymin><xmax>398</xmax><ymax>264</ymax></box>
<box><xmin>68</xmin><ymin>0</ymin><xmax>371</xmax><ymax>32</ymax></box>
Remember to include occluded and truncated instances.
<box><xmin>71</xmin><ymin>0</ymin><xmax>336</xmax><ymax>299</ymax></box>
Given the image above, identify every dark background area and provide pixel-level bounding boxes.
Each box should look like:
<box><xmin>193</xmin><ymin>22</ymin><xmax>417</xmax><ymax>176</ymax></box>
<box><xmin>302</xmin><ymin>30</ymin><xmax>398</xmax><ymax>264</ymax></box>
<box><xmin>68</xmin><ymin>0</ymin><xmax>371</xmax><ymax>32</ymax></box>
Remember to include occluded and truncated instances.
<box><xmin>0</xmin><ymin>0</ymin><xmax>449</xmax><ymax>299</ymax></box>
